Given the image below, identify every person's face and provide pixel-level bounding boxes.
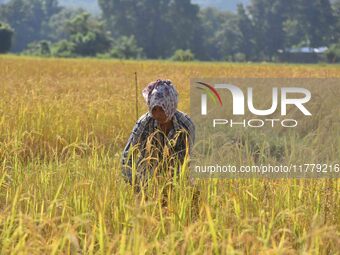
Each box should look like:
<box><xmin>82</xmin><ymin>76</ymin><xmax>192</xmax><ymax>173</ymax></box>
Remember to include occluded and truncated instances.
<box><xmin>151</xmin><ymin>106</ymin><xmax>168</xmax><ymax>124</ymax></box>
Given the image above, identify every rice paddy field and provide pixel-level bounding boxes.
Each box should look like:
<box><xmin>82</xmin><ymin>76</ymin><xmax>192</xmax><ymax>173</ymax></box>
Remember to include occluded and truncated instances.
<box><xmin>0</xmin><ymin>55</ymin><xmax>340</xmax><ymax>254</ymax></box>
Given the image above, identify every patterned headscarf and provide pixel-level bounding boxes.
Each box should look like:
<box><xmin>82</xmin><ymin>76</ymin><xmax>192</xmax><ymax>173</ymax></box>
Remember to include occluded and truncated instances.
<box><xmin>142</xmin><ymin>79</ymin><xmax>179</xmax><ymax>122</ymax></box>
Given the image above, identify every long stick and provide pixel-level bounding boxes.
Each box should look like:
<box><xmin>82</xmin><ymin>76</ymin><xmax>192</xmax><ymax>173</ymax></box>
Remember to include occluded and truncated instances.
<box><xmin>134</xmin><ymin>72</ymin><xmax>139</xmax><ymax>121</ymax></box>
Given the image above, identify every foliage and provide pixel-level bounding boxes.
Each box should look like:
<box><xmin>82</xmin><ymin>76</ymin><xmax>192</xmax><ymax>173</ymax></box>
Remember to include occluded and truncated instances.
<box><xmin>0</xmin><ymin>0</ymin><xmax>339</xmax><ymax>62</ymax></box>
<box><xmin>233</xmin><ymin>52</ymin><xmax>247</xmax><ymax>62</ymax></box>
<box><xmin>214</xmin><ymin>12</ymin><xmax>242</xmax><ymax>60</ymax></box>
<box><xmin>51</xmin><ymin>39</ymin><xmax>76</xmax><ymax>57</ymax></box>
<box><xmin>50</xmin><ymin>12</ymin><xmax>112</xmax><ymax>57</ymax></box>
<box><xmin>98</xmin><ymin>0</ymin><xmax>202</xmax><ymax>59</ymax></box>
<box><xmin>171</xmin><ymin>49</ymin><xmax>195</xmax><ymax>61</ymax></box>
<box><xmin>109</xmin><ymin>35</ymin><xmax>144</xmax><ymax>59</ymax></box>
<box><xmin>0</xmin><ymin>21</ymin><xmax>13</xmax><ymax>53</ymax></box>
<box><xmin>45</xmin><ymin>8</ymin><xmax>86</xmax><ymax>42</ymax></box>
<box><xmin>326</xmin><ymin>43</ymin><xmax>340</xmax><ymax>63</ymax></box>
<box><xmin>68</xmin><ymin>13</ymin><xmax>112</xmax><ymax>56</ymax></box>
<box><xmin>236</xmin><ymin>4</ymin><xmax>255</xmax><ymax>60</ymax></box>
<box><xmin>22</xmin><ymin>40</ymin><xmax>51</xmax><ymax>56</ymax></box>
<box><xmin>0</xmin><ymin>0</ymin><xmax>61</xmax><ymax>52</ymax></box>
<box><xmin>248</xmin><ymin>0</ymin><xmax>288</xmax><ymax>60</ymax></box>
<box><xmin>334</xmin><ymin>0</ymin><xmax>340</xmax><ymax>41</ymax></box>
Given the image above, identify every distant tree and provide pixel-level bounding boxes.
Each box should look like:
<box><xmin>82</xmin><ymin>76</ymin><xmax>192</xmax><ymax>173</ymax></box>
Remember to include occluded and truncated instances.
<box><xmin>199</xmin><ymin>8</ymin><xmax>244</xmax><ymax>61</ymax></box>
<box><xmin>335</xmin><ymin>0</ymin><xmax>340</xmax><ymax>16</ymax></box>
<box><xmin>51</xmin><ymin>39</ymin><xmax>75</xmax><ymax>57</ymax></box>
<box><xmin>198</xmin><ymin>0</ymin><xmax>337</xmax><ymax>61</ymax></box>
<box><xmin>98</xmin><ymin>0</ymin><xmax>170</xmax><ymax>58</ymax></box>
<box><xmin>23</xmin><ymin>40</ymin><xmax>51</xmax><ymax>56</ymax></box>
<box><xmin>42</xmin><ymin>0</ymin><xmax>60</xmax><ymax>18</ymax></box>
<box><xmin>333</xmin><ymin>0</ymin><xmax>340</xmax><ymax>42</ymax></box>
<box><xmin>0</xmin><ymin>0</ymin><xmax>61</xmax><ymax>52</ymax></box>
<box><xmin>198</xmin><ymin>7</ymin><xmax>229</xmax><ymax>60</ymax></box>
<box><xmin>249</xmin><ymin>0</ymin><xmax>287</xmax><ymax>60</ymax></box>
<box><xmin>57</xmin><ymin>12</ymin><xmax>112</xmax><ymax>56</ymax></box>
<box><xmin>98</xmin><ymin>0</ymin><xmax>135</xmax><ymax>37</ymax></box>
<box><xmin>283</xmin><ymin>18</ymin><xmax>305</xmax><ymax>48</ymax></box>
<box><xmin>0</xmin><ymin>22</ymin><xmax>13</xmax><ymax>53</ymax></box>
<box><xmin>281</xmin><ymin>0</ymin><xmax>336</xmax><ymax>48</ymax></box>
<box><xmin>109</xmin><ymin>35</ymin><xmax>144</xmax><ymax>59</ymax></box>
<box><xmin>326</xmin><ymin>43</ymin><xmax>340</xmax><ymax>63</ymax></box>
<box><xmin>171</xmin><ymin>49</ymin><xmax>195</xmax><ymax>61</ymax></box>
<box><xmin>45</xmin><ymin>8</ymin><xmax>86</xmax><ymax>42</ymax></box>
<box><xmin>214</xmin><ymin>12</ymin><xmax>242</xmax><ymax>60</ymax></box>
<box><xmin>236</xmin><ymin>4</ymin><xmax>255</xmax><ymax>60</ymax></box>
<box><xmin>166</xmin><ymin>0</ymin><xmax>203</xmax><ymax>58</ymax></box>
<box><xmin>98</xmin><ymin>0</ymin><xmax>203</xmax><ymax>59</ymax></box>
<box><xmin>295</xmin><ymin>0</ymin><xmax>336</xmax><ymax>47</ymax></box>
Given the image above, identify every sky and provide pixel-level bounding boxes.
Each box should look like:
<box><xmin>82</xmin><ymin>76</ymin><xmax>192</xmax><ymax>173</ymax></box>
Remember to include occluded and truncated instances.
<box><xmin>58</xmin><ymin>0</ymin><xmax>251</xmax><ymax>15</ymax></box>
<box><xmin>0</xmin><ymin>0</ymin><xmax>251</xmax><ymax>15</ymax></box>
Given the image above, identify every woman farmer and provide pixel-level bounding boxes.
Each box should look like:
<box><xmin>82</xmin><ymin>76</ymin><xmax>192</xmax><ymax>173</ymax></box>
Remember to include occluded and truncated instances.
<box><xmin>121</xmin><ymin>79</ymin><xmax>195</xmax><ymax>189</ymax></box>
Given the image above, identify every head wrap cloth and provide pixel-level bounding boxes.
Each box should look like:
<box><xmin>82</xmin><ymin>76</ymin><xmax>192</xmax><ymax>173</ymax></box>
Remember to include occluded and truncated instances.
<box><xmin>142</xmin><ymin>79</ymin><xmax>178</xmax><ymax>122</ymax></box>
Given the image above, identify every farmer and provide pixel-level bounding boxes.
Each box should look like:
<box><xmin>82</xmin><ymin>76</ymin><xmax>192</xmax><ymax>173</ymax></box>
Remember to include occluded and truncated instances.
<box><xmin>121</xmin><ymin>79</ymin><xmax>195</xmax><ymax>189</ymax></box>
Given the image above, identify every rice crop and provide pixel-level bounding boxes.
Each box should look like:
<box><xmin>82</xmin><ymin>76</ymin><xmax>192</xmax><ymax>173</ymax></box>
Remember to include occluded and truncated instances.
<box><xmin>0</xmin><ymin>55</ymin><xmax>339</xmax><ymax>254</ymax></box>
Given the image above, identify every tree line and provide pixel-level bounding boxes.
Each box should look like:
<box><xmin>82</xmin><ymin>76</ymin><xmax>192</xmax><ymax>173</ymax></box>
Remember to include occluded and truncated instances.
<box><xmin>0</xmin><ymin>0</ymin><xmax>340</xmax><ymax>62</ymax></box>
